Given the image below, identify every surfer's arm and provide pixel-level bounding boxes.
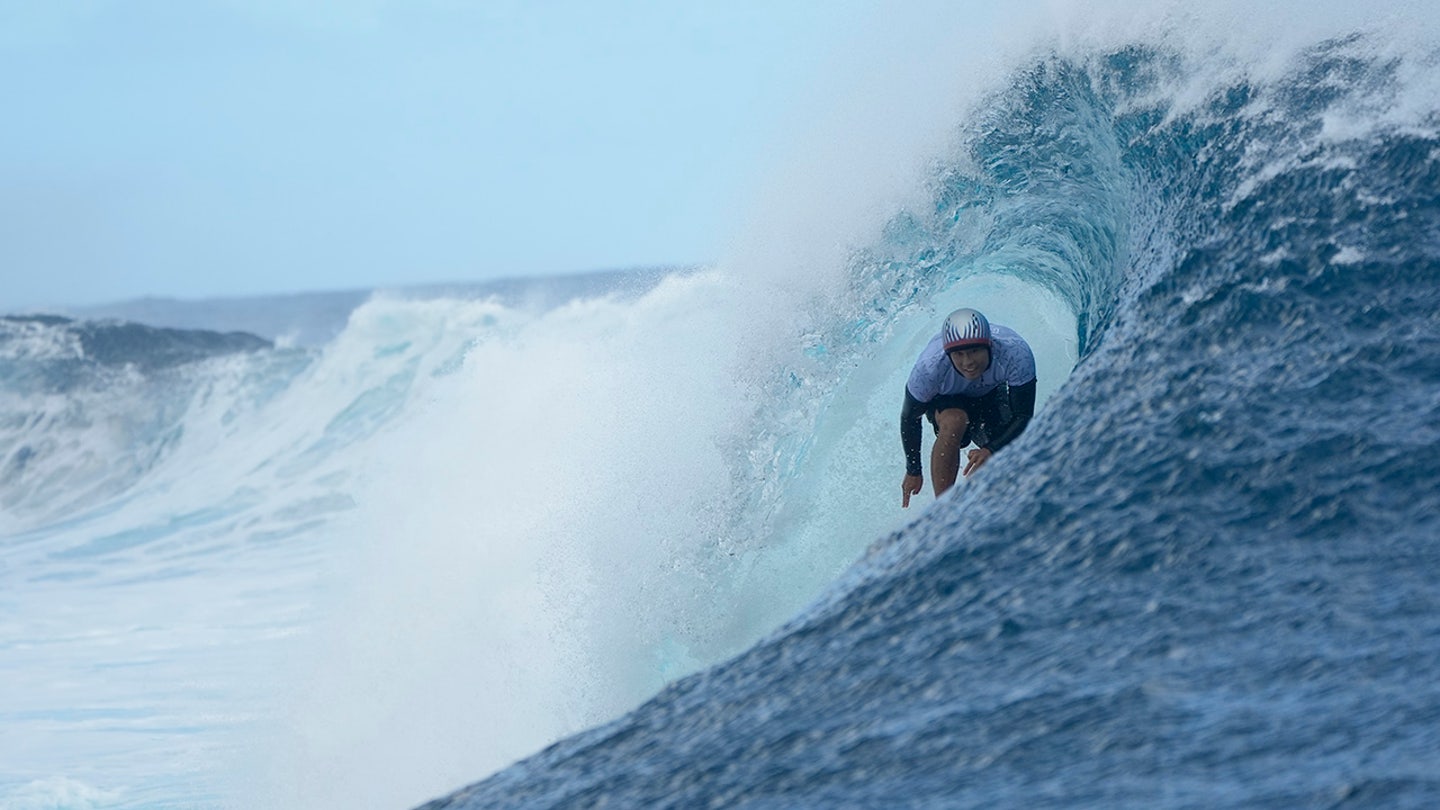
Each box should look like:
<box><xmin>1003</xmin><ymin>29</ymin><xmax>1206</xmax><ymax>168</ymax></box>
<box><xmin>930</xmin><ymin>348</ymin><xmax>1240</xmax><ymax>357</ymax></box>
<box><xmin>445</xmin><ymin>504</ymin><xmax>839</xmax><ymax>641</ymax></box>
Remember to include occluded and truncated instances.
<box><xmin>901</xmin><ymin>387</ymin><xmax>927</xmax><ymax>476</ymax></box>
<box><xmin>984</xmin><ymin>379</ymin><xmax>1037</xmax><ymax>453</ymax></box>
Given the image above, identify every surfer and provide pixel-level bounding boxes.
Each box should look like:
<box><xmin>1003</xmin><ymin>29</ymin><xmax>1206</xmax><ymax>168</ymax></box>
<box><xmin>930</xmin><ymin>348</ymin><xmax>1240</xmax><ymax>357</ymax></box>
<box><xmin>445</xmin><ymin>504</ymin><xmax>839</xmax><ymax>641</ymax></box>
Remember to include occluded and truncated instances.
<box><xmin>900</xmin><ymin>308</ymin><xmax>1037</xmax><ymax>507</ymax></box>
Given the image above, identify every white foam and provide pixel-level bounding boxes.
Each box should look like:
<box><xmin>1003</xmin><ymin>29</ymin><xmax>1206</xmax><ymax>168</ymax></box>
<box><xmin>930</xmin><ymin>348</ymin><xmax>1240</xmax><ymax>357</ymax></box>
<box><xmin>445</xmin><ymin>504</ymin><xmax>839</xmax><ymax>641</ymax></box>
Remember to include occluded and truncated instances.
<box><xmin>0</xmin><ymin>778</ymin><xmax>120</xmax><ymax>810</ymax></box>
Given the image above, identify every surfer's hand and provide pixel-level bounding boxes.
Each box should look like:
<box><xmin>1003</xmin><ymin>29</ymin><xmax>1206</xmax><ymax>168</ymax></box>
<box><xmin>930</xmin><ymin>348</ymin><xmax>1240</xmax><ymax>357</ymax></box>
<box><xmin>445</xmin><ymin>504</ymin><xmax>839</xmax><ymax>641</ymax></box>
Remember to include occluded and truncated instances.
<box><xmin>963</xmin><ymin>447</ymin><xmax>992</xmax><ymax>477</ymax></box>
<box><xmin>902</xmin><ymin>474</ymin><xmax>924</xmax><ymax>508</ymax></box>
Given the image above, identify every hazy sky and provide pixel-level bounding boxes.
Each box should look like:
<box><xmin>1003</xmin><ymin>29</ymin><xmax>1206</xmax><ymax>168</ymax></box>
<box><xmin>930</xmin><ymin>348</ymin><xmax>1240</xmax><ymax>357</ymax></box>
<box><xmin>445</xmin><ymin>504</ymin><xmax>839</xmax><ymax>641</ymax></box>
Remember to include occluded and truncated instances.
<box><xmin>1</xmin><ymin>0</ymin><xmax>885</xmax><ymax>310</ymax></box>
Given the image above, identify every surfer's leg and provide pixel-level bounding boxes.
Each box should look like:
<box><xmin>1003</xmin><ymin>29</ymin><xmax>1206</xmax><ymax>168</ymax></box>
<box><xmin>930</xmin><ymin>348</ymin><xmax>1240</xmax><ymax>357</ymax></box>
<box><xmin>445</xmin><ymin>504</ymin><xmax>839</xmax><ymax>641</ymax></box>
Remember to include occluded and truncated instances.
<box><xmin>930</xmin><ymin>407</ymin><xmax>969</xmax><ymax>496</ymax></box>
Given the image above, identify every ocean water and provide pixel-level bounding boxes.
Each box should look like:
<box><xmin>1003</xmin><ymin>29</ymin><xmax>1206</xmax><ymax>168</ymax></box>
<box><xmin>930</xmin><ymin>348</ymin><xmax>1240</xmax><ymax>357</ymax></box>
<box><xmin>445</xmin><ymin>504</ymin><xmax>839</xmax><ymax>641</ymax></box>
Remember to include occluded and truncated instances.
<box><xmin>4</xmin><ymin>3</ymin><xmax>1440</xmax><ymax>810</ymax></box>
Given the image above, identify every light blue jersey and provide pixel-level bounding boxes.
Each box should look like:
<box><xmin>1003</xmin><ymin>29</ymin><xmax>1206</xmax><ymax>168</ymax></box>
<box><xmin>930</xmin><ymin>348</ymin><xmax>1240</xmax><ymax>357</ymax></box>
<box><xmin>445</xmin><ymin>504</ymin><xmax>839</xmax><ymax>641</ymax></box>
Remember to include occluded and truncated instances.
<box><xmin>905</xmin><ymin>324</ymin><xmax>1036</xmax><ymax>403</ymax></box>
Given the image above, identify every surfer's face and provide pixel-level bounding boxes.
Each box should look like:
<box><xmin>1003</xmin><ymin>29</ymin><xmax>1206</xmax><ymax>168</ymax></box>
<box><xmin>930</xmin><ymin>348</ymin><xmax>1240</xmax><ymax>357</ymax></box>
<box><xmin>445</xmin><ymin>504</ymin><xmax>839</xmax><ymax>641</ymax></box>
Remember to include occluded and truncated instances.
<box><xmin>948</xmin><ymin>346</ymin><xmax>989</xmax><ymax>380</ymax></box>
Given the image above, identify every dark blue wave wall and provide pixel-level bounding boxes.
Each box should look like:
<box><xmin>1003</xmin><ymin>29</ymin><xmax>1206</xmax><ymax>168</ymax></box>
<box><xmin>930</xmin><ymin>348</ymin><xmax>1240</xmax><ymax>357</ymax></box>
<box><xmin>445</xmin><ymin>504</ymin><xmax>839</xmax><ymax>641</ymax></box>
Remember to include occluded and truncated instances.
<box><xmin>422</xmin><ymin>38</ymin><xmax>1440</xmax><ymax>809</ymax></box>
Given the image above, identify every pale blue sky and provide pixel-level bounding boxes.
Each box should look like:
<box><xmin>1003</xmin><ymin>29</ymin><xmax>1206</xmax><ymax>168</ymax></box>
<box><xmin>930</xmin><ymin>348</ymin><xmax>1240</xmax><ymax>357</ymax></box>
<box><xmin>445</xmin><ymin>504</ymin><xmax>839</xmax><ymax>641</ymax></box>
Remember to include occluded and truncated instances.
<box><xmin>1</xmin><ymin>1</ymin><xmax>886</xmax><ymax>309</ymax></box>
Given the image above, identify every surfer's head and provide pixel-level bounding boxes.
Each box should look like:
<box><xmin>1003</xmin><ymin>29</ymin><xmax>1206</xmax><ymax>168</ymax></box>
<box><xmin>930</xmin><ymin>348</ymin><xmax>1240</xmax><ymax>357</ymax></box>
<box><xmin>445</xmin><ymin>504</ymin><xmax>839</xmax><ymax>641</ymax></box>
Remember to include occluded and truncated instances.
<box><xmin>943</xmin><ymin>308</ymin><xmax>992</xmax><ymax>380</ymax></box>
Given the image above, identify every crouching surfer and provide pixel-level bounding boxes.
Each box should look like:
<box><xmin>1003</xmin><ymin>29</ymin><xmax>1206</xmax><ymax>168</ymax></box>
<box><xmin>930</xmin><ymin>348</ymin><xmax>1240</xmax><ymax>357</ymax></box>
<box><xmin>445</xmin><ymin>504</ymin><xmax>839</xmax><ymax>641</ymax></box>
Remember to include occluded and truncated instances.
<box><xmin>900</xmin><ymin>308</ymin><xmax>1037</xmax><ymax>507</ymax></box>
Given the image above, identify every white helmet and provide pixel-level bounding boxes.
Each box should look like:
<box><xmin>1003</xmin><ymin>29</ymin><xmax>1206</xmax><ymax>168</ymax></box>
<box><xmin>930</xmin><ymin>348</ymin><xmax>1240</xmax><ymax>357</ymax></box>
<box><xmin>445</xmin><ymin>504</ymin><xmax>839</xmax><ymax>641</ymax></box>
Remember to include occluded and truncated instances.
<box><xmin>942</xmin><ymin>308</ymin><xmax>991</xmax><ymax>352</ymax></box>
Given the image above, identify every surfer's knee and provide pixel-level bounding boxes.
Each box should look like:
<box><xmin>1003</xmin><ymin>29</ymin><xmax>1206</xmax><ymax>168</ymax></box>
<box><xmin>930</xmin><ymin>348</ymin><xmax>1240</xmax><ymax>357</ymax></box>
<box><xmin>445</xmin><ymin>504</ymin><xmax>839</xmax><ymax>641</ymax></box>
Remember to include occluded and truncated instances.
<box><xmin>933</xmin><ymin>407</ymin><xmax>968</xmax><ymax>439</ymax></box>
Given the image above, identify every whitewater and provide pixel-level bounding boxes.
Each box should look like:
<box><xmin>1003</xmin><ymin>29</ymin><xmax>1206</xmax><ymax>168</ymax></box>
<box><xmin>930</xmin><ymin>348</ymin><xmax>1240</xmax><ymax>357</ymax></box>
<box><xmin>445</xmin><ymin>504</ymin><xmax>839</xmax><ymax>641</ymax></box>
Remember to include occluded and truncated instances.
<box><xmin>4</xmin><ymin>2</ymin><xmax>1440</xmax><ymax>809</ymax></box>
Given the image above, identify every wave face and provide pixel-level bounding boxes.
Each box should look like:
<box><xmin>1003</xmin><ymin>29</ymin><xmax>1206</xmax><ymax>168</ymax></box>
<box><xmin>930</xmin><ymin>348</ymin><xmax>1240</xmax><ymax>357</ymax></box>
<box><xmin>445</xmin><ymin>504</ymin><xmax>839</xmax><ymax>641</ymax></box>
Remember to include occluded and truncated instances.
<box><xmin>423</xmin><ymin>27</ymin><xmax>1440</xmax><ymax>810</ymax></box>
